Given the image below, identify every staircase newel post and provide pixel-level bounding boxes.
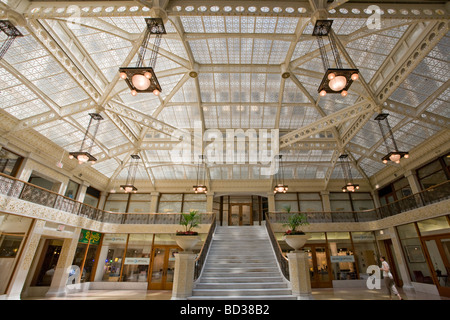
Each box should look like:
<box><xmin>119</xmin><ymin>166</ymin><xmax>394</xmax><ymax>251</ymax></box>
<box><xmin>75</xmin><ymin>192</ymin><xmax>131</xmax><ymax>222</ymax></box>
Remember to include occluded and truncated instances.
<box><xmin>171</xmin><ymin>252</ymin><xmax>197</xmax><ymax>300</ymax></box>
<box><xmin>287</xmin><ymin>250</ymin><xmax>314</xmax><ymax>300</ymax></box>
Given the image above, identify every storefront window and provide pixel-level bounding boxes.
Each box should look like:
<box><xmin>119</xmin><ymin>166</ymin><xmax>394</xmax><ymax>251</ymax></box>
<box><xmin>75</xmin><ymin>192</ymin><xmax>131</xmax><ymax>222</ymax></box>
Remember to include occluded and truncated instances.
<box><xmin>122</xmin><ymin>234</ymin><xmax>153</xmax><ymax>282</ymax></box>
<box><xmin>97</xmin><ymin>233</ymin><xmax>128</xmax><ymax>282</ymax></box>
<box><xmin>158</xmin><ymin>194</ymin><xmax>182</xmax><ymax>213</ymax></box>
<box><xmin>83</xmin><ymin>186</ymin><xmax>100</xmax><ymax>208</ymax></box>
<box><xmin>397</xmin><ymin>223</ymin><xmax>433</xmax><ymax>284</ymax></box>
<box><xmin>0</xmin><ymin>213</ymin><xmax>32</xmax><ymax>294</ymax></box>
<box><xmin>0</xmin><ymin>148</ymin><xmax>23</xmax><ymax>177</ymax></box>
<box><xmin>183</xmin><ymin>194</ymin><xmax>207</xmax><ymax>213</ymax></box>
<box><xmin>71</xmin><ymin>229</ymin><xmax>101</xmax><ymax>283</ymax></box>
<box><xmin>329</xmin><ymin>193</ymin><xmax>352</xmax><ymax>212</ymax></box>
<box><xmin>104</xmin><ymin>193</ymin><xmax>128</xmax><ymax>212</ymax></box>
<box><xmin>351</xmin><ymin>231</ymin><xmax>378</xmax><ymax>280</ymax></box>
<box><xmin>64</xmin><ymin>180</ymin><xmax>80</xmax><ymax>199</ymax></box>
<box><xmin>327</xmin><ymin>232</ymin><xmax>357</xmax><ymax>280</ymax></box>
<box><xmin>417</xmin><ymin>158</ymin><xmax>449</xmax><ymax>189</ymax></box>
<box><xmin>128</xmin><ymin>193</ymin><xmax>151</xmax><ymax>213</ymax></box>
<box><xmin>298</xmin><ymin>193</ymin><xmax>323</xmax><ymax>212</ymax></box>
<box><xmin>275</xmin><ymin>193</ymin><xmax>298</xmax><ymax>212</ymax></box>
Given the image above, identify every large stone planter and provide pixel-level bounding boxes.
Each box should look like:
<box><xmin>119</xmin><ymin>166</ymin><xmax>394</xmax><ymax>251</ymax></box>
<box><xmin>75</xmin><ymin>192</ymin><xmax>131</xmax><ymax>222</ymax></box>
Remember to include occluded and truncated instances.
<box><xmin>174</xmin><ymin>235</ymin><xmax>200</xmax><ymax>252</ymax></box>
<box><xmin>283</xmin><ymin>234</ymin><xmax>310</xmax><ymax>252</ymax></box>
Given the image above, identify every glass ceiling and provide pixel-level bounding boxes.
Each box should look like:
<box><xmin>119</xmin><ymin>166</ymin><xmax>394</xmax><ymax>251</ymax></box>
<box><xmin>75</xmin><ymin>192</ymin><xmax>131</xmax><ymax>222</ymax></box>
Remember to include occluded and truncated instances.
<box><xmin>0</xmin><ymin>1</ymin><xmax>449</xmax><ymax>186</ymax></box>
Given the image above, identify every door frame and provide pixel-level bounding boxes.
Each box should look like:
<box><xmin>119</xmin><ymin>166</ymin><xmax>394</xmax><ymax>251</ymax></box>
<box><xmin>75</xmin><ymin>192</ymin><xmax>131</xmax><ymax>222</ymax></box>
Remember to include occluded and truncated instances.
<box><xmin>147</xmin><ymin>245</ymin><xmax>180</xmax><ymax>290</ymax></box>
<box><xmin>420</xmin><ymin>234</ymin><xmax>450</xmax><ymax>297</ymax></box>
<box><xmin>304</xmin><ymin>243</ymin><xmax>333</xmax><ymax>288</ymax></box>
<box><xmin>383</xmin><ymin>239</ymin><xmax>403</xmax><ymax>287</ymax></box>
<box><xmin>228</xmin><ymin>203</ymin><xmax>252</xmax><ymax>226</ymax></box>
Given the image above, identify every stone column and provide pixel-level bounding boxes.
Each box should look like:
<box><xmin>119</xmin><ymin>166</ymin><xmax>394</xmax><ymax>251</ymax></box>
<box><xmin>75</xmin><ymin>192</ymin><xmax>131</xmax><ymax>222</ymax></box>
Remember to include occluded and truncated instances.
<box><xmin>287</xmin><ymin>251</ymin><xmax>313</xmax><ymax>300</ymax></box>
<box><xmin>76</xmin><ymin>181</ymin><xmax>89</xmax><ymax>203</ymax></box>
<box><xmin>206</xmin><ymin>192</ymin><xmax>215</xmax><ymax>213</ymax></box>
<box><xmin>320</xmin><ymin>191</ymin><xmax>332</xmax><ymax>222</ymax></box>
<box><xmin>404</xmin><ymin>170</ymin><xmax>422</xmax><ymax>194</ymax></box>
<box><xmin>4</xmin><ymin>220</ymin><xmax>45</xmax><ymax>300</ymax></box>
<box><xmin>171</xmin><ymin>252</ymin><xmax>197</xmax><ymax>300</ymax></box>
<box><xmin>46</xmin><ymin>228</ymin><xmax>82</xmax><ymax>297</ymax></box>
<box><xmin>267</xmin><ymin>192</ymin><xmax>275</xmax><ymax>213</ymax></box>
<box><xmin>387</xmin><ymin>227</ymin><xmax>414</xmax><ymax>290</ymax></box>
<box><xmin>150</xmin><ymin>192</ymin><xmax>160</xmax><ymax>212</ymax></box>
<box><xmin>97</xmin><ymin>191</ymin><xmax>107</xmax><ymax>210</ymax></box>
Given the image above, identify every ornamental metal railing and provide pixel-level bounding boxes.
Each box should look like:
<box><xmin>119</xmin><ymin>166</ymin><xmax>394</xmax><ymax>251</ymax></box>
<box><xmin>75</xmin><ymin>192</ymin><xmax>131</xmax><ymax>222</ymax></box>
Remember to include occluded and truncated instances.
<box><xmin>1</xmin><ymin>171</ymin><xmax>448</xmax><ymax>225</ymax></box>
<box><xmin>268</xmin><ymin>180</ymin><xmax>450</xmax><ymax>224</ymax></box>
<box><xmin>265</xmin><ymin>216</ymin><xmax>290</xmax><ymax>280</ymax></box>
<box><xmin>0</xmin><ymin>172</ymin><xmax>214</xmax><ymax>225</ymax></box>
<box><xmin>194</xmin><ymin>214</ymin><xmax>217</xmax><ymax>281</ymax></box>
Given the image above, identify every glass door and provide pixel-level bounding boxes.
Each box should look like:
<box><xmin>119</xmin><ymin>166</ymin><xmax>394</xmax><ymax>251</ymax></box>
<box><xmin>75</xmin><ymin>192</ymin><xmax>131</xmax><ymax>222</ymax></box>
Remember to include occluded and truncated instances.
<box><xmin>422</xmin><ymin>236</ymin><xmax>450</xmax><ymax>297</ymax></box>
<box><xmin>148</xmin><ymin>246</ymin><xmax>180</xmax><ymax>290</ymax></box>
<box><xmin>229</xmin><ymin>204</ymin><xmax>252</xmax><ymax>226</ymax></box>
<box><xmin>230</xmin><ymin>205</ymin><xmax>240</xmax><ymax>226</ymax></box>
<box><xmin>304</xmin><ymin>244</ymin><xmax>332</xmax><ymax>288</ymax></box>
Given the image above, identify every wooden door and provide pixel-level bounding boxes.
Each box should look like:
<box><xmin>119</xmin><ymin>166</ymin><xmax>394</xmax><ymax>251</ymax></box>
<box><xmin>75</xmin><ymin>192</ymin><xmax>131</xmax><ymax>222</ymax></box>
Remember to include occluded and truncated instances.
<box><xmin>304</xmin><ymin>244</ymin><xmax>332</xmax><ymax>288</ymax></box>
<box><xmin>148</xmin><ymin>246</ymin><xmax>179</xmax><ymax>290</ymax></box>
<box><xmin>229</xmin><ymin>204</ymin><xmax>252</xmax><ymax>226</ymax></box>
<box><xmin>421</xmin><ymin>235</ymin><xmax>450</xmax><ymax>297</ymax></box>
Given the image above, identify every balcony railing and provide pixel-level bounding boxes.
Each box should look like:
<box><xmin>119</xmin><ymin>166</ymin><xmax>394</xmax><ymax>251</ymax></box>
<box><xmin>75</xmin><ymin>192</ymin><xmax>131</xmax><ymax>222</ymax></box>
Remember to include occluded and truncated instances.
<box><xmin>1</xmin><ymin>171</ymin><xmax>448</xmax><ymax>226</ymax></box>
<box><xmin>268</xmin><ymin>180</ymin><xmax>450</xmax><ymax>224</ymax></box>
<box><xmin>0</xmin><ymin>172</ymin><xmax>214</xmax><ymax>225</ymax></box>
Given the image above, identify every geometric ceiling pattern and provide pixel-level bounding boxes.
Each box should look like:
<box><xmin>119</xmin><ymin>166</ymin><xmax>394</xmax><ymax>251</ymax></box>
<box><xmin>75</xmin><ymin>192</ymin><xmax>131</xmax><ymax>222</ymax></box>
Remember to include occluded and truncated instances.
<box><xmin>0</xmin><ymin>0</ymin><xmax>449</xmax><ymax>188</ymax></box>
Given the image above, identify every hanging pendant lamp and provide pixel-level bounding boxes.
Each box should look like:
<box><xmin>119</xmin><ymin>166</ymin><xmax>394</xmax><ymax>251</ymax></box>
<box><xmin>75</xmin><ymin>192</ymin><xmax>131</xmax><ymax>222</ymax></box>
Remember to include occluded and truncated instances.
<box><xmin>375</xmin><ymin>113</ymin><xmax>409</xmax><ymax>164</ymax></box>
<box><xmin>312</xmin><ymin>20</ymin><xmax>359</xmax><ymax>97</ymax></box>
<box><xmin>69</xmin><ymin>113</ymin><xmax>103</xmax><ymax>165</ymax></box>
<box><xmin>119</xmin><ymin>18</ymin><xmax>165</xmax><ymax>96</ymax></box>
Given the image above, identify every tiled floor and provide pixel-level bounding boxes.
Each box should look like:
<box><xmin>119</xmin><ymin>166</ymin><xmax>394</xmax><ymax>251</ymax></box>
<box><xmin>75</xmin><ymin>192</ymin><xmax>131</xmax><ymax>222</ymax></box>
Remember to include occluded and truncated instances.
<box><xmin>24</xmin><ymin>287</ymin><xmax>449</xmax><ymax>300</ymax></box>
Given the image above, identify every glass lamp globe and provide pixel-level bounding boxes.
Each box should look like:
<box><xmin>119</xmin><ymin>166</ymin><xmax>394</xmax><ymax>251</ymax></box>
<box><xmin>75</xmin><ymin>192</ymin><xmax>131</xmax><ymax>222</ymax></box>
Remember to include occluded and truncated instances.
<box><xmin>132</xmin><ymin>74</ymin><xmax>150</xmax><ymax>90</ymax></box>
<box><xmin>328</xmin><ymin>76</ymin><xmax>347</xmax><ymax>92</ymax></box>
<box><xmin>389</xmin><ymin>153</ymin><xmax>401</xmax><ymax>163</ymax></box>
<box><xmin>124</xmin><ymin>186</ymin><xmax>133</xmax><ymax>193</ymax></box>
<box><xmin>77</xmin><ymin>154</ymin><xmax>89</xmax><ymax>163</ymax></box>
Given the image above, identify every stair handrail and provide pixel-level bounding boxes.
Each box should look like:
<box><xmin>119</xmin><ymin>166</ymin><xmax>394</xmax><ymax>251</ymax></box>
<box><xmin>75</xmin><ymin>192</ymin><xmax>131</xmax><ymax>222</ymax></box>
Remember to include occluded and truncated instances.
<box><xmin>194</xmin><ymin>214</ymin><xmax>216</xmax><ymax>281</ymax></box>
<box><xmin>265</xmin><ymin>214</ymin><xmax>290</xmax><ymax>280</ymax></box>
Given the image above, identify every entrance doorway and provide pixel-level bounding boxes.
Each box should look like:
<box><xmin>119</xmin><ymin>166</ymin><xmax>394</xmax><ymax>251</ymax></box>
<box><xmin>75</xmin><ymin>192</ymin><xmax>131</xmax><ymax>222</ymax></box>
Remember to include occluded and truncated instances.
<box><xmin>304</xmin><ymin>244</ymin><xmax>332</xmax><ymax>288</ymax></box>
<box><xmin>31</xmin><ymin>239</ymin><xmax>63</xmax><ymax>286</ymax></box>
<box><xmin>383</xmin><ymin>239</ymin><xmax>403</xmax><ymax>287</ymax></box>
<box><xmin>148</xmin><ymin>245</ymin><xmax>179</xmax><ymax>290</ymax></box>
<box><xmin>229</xmin><ymin>204</ymin><xmax>252</xmax><ymax>226</ymax></box>
<box><xmin>421</xmin><ymin>235</ymin><xmax>450</xmax><ymax>297</ymax></box>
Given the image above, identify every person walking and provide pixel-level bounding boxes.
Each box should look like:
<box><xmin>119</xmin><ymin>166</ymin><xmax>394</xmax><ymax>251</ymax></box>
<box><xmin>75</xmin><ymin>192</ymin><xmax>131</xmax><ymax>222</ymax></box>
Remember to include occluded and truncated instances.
<box><xmin>380</xmin><ymin>256</ymin><xmax>403</xmax><ymax>300</ymax></box>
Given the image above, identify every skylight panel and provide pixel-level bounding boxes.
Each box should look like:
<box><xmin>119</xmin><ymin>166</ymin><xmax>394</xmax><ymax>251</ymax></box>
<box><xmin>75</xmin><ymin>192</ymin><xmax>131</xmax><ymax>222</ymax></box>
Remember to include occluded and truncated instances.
<box><xmin>275</xmin><ymin>17</ymin><xmax>299</xmax><ymax>34</ymax></box>
<box><xmin>268</xmin><ymin>41</ymin><xmax>290</xmax><ymax>64</ymax></box>
<box><xmin>240</xmin><ymin>16</ymin><xmax>255</xmax><ymax>34</ymax></box>
<box><xmin>255</xmin><ymin>17</ymin><xmax>277</xmax><ymax>34</ymax></box>
<box><xmin>203</xmin><ymin>16</ymin><xmax>226</xmax><ymax>33</ymax></box>
<box><xmin>282</xmin><ymin>78</ymin><xmax>310</xmax><ymax>104</ymax></box>
<box><xmin>251</xmin><ymin>39</ymin><xmax>271</xmax><ymax>64</ymax></box>
<box><xmin>189</xmin><ymin>40</ymin><xmax>211</xmax><ymax>64</ymax></box>
<box><xmin>265</xmin><ymin>74</ymin><xmax>281</xmax><ymax>103</ymax></box>
<box><xmin>34</xmin><ymin>120</ymin><xmax>83</xmax><ymax>148</ymax></box>
<box><xmin>209</xmin><ymin>38</ymin><xmax>228</xmax><ymax>63</ymax></box>
<box><xmin>180</xmin><ymin>16</ymin><xmax>204</xmax><ymax>33</ymax></box>
<box><xmin>225</xmin><ymin>16</ymin><xmax>240</xmax><ymax>33</ymax></box>
<box><xmin>4</xmin><ymin>99</ymin><xmax>50</xmax><ymax>120</ymax></box>
<box><xmin>240</xmin><ymin>38</ymin><xmax>253</xmax><ymax>64</ymax></box>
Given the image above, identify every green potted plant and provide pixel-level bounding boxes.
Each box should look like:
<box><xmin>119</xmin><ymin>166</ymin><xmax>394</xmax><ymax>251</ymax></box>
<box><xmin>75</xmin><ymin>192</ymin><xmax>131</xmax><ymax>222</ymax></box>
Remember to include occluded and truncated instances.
<box><xmin>174</xmin><ymin>210</ymin><xmax>201</xmax><ymax>252</ymax></box>
<box><xmin>283</xmin><ymin>213</ymin><xmax>310</xmax><ymax>252</ymax></box>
